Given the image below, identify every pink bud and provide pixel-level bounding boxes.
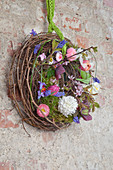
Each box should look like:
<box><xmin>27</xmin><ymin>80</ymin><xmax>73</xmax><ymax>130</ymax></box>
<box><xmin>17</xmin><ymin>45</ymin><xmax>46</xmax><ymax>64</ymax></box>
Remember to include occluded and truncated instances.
<box><xmin>56</xmin><ymin>52</ymin><xmax>63</xmax><ymax>62</ymax></box>
<box><xmin>66</xmin><ymin>47</ymin><xmax>77</xmax><ymax>61</ymax></box>
<box><xmin>48</xmin><ymin>85</ymin><xmax>59</xmax><ymax>95</ymax></box>
<box><xmin>37</xmin><ymin>104</ymin><xmax>50</xmax><ymax>118</ymax></box>
<box><xmin>80</xmin><ymin>60</ymin><xmax>91</xmax><ymax>71</ymax></box>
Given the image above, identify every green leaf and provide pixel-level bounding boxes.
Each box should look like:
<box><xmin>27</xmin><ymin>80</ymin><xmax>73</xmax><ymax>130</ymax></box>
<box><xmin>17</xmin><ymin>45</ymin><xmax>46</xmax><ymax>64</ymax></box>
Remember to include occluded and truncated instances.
<box><xmin>52</xmin><ymin>39</ymin><xmax>58</xmax><ymax>51</ymax></box>
<box><xmin>67</xmin><ymin>115</ymin><xmax>73</xmax><ymax>123</ymax></box>
<box><xmin>52</xmin><ymin>48</ymin><xmax>62</xmax><ymax>54</ymax></box>
<box><xmin>51</xmin><ymin>91</ymin><xmax>56</xmax><ymax>95</ymax></box>
<box><xmin>93</xmin><ymin>47</ymin><xmax>98</xmax><ymax>53</ymax></box>
<box><xmin>47</xmin><ymin>67</ymin><xmax>55</xmax><ymax>79</ymax></box>
<box><xmin>82</xmin><ymin>109</ymin><xmax>89</xmax><ymax>115</ymax></box>
<box><xmin>76</xmin><ymin>77</ymin><xmax>91</xmax><ymax>84</ymax></box>
<box><xmin>94</xmin><ymin>102</ymin><xmax>100</xmax><ymax>108</ymax></box>
<box><xmin>89</xmin><ymin>104</ymin><xmax>93</xmax><ymax>110</ymax></box>
<box><xmin>80</xmin><ymin>70</ymin><xmax>91</xmax><ymax>79</ymax></box>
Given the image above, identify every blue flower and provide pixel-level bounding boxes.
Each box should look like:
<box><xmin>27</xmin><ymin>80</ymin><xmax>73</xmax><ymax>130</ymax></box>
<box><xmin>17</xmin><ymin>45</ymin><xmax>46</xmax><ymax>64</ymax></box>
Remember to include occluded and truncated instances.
<box><xmin>57</xmin><ymin>40</ymin><xmax>67</xmax><ymax>48</ymax></box>
<box><xmin>34</xmin><ymin>44</ymin><xmax>41</xmax><ymax>54</ymax></box>
<box><xmin>54</xmin><ymin>91</ymin><xmax>65</xmax><ymax>97</ymax></box>
<box><xmin>73</xmin><ymin>116</ymin><xmax>80</xmax><ymax>123</ymax></box>
<box><xmin>93</xmin><ymin>77</ymin><xmax>100</xmax><ymax>83</ymax></box>
<box><xmin>30</xmin><ymin>29</ymin><xmax>37</xmax><ymax>36</ymax></box>
<box><xmin>44</xmin><ymin>90</ymin><xmax>51</xmax><ymax>97</ymax></box>
<box><xmin>38</xmin><ymin>91</ymin><xmax>45</xmax><ymax>99</ymax></box>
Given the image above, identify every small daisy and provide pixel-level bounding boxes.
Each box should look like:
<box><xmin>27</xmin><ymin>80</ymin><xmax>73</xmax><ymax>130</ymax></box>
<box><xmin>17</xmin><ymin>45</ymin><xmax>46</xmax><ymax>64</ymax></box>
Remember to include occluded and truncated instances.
<box><xmin>49</xmin><ymin>57</ymin><xmax>54</xmax><ymax>65</ymax></box>
<box><xmin>37</xmin><ymin>104</ymin><xmax>50</xmax><ymax>118</ymax></box>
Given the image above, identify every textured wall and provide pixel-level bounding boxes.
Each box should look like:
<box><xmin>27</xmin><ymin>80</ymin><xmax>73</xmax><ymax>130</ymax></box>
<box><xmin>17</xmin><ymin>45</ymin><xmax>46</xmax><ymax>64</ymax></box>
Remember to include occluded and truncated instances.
<box><xmin>0</xmin><ymin>0</ymin><xmax>113</xmax><ymax>169</ymax></box>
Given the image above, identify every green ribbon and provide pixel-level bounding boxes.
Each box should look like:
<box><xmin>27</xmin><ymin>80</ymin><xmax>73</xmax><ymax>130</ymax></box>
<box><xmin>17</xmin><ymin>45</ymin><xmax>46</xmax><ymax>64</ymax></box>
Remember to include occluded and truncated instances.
<box><xmin>46</xmin><ymin>0</ymin><xmax>66</xmax><ymax>55</ymax></box>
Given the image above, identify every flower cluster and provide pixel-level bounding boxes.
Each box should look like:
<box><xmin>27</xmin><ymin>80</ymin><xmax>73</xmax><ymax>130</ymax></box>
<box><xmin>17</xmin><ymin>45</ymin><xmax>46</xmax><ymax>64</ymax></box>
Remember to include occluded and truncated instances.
<box><xmin>30</xmin><ymin>30</ymin><xmax>100</xmax><ymax>124</ymax></box>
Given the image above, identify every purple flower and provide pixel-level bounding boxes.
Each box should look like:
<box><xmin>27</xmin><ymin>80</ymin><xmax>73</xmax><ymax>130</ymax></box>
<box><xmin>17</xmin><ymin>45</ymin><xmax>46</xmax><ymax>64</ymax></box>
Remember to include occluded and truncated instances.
<box><xmin>76</xmin><ymin>89</ymin><xmax>83</xmax><ymax>96</ymax></box>
<box><xmin>57</xmin><ymin>40</ymin><xmax>67</xmax><ymax>48</ymax></box>
<box><xmin>30</xmin><ymin>29</ymin><xmax>37</xmax><ymax>36</ymax></box>
<box><xmin>55</xmin><ymin>65</ymin><xmax>65</xmax><ymax>80</ymax></box>
<box><xmin>38</xmin><ymin>81</ymin><xmax>46</xmax><ymax>99</ymax></box>
<box><xmin>34</xmin><ymin>44</ymin><xmax>41</xmax><ymax>54</ymax></box>
<box><xmin>38</xmin><ymin>81</ymin><xmax>46</xmax><ymax>90</ymax></box>
<box><xmin>81</xmin><ymin>114</ymin><xmax>92</xmax><ymax>121</ymax></box>
<box><xmin>93</xmin><ymin>77</ymin><xmax>100</xmax><ymax>83</ymax></box>
<box><xmin>75</xmin><ymin>82</ymin><xmax>83</xmax><ymax>97</ymax></box>
<box><xmin>73</xmin><ymin>116</ymin><xmax>80</xmax><ymax>123</ymax></box>
<box><xmin>54</xmin><ymin>91</ymin><xmax>65</xmax><ymax>97</ymax></box>
<box><xmin>44</xmin><ymin>90</ymin><xmax>51</xmax><ymax>97</ymax></box>
<box><xmin>38</xmin><ymin>91</ymin><xmax>45</xmax><ymax>99</ymax></box>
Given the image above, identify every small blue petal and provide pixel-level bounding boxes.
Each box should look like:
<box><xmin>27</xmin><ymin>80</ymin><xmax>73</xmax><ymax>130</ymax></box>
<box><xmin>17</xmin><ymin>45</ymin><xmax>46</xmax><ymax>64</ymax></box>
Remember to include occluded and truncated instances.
<box><xmin>57</xmin><ymin>40</ymin><xmax>67</xmax><ymax>48</ymax></box>
<box><xmin>34</xmin><ymin>44</ymin><xmax>41</xmax><ymax>54</ymax></box>
<box><xmin>30</xmin><ymin>29</ymin><xmax>37</xmax><ymax>36</ymax></box>
<box><xmin>54</xmin><ymin>92</ymin><xmax>65</xmax><ymax>97</ymax></box>
<box><xmin>44</xmin><ymin>90</ymin><xmax>51</xmax><ymax>97</ymax></box>
<box><xmin>38</xmin><ymin>91</ymin><xmax>45</xmax><ymax>99</ymax></box>
<box><xmin>38</xmin><ymin>91</ymin><xmax>41</xmax><ymax>99</ymax></box>
<box><xmin>93</xmin><ymin>77</ymin><xmax>100</xmax><ymax>83</ymax></box>
<box><xmin>73</xmin><ymin>116</ymin><xmax>80</xmax><ymax>123</ymax></box>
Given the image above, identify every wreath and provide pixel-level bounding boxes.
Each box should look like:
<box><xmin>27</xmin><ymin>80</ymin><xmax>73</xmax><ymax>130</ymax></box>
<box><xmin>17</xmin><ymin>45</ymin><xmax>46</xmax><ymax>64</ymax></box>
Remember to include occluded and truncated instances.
<box><xmin>9</xmin><ymin>0</ymin><xmax>100</xmax><ymax>132</ymax></box>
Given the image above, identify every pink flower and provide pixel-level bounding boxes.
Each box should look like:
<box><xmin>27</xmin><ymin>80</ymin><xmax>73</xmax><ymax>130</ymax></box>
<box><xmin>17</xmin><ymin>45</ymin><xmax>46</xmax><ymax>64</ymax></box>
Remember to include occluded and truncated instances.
<box><xmin>37</xmin><ymin>104</ymin><xmax>50</xmax><ymax>117</ymax></box>
<box><xmin>48</xmin><ymin>85</ymin><xmax>59</xmax><ymax>95</ymax></box>
<box><xmin>56</xmin><ymin>52</ymin><xmax>63</xmax><ymax>62</ymax></box>
<box><xmin>80</xmin><ymin>60</ymin><xmax>91</xmax><ymax>71</ymax></box>
<box><xmin>38</xmin><ymin>53</ymin><xmax>46</xmax><ymax>61</ymax></box>
<box><xmin>66</xmin><ymin>47</ymin><xmax>77</xmax><ymax>61</ymax></box>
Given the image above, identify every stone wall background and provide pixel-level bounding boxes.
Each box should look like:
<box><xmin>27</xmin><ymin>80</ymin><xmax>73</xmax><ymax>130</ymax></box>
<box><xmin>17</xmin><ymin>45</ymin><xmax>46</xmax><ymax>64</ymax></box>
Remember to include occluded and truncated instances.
<box><xmin>0</xmin><ymin>0</ymin><xmax>113</xmax><ymax>169</ymax></box>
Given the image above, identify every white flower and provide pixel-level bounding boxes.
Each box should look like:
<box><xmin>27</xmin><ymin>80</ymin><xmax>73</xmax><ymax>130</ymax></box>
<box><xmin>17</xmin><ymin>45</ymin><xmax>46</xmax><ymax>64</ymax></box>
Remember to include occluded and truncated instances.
<box><xmin>88</xmin><ymin>82</ymin><xmax>101</xmax><ymax>94</ymax></box>
<box><xmin>49</xmin><ymin>57</ymin><xmax>54</xmax><ymax>65</ymax></box>
<box><xmin>77</xmin><ymin>48</ymin><xmax>94</xmax><ymax>70</ymax></box>
<box><xmin>77</xmin><ymin>48</ymin><xmax>83</xmax><ymax>59</ymax></box>
<box><xmin>68</xmin><ymin>75</ymin><xmax>75</xmax><ymax>81</ymax></box>
<box><xmin>58</xmin><ymin>96</ymin><xmax>78</xmax><ymax>117</ymax></box>
<box><xmin>56</xmin><ymin>52</ymin><xmax>63</xmax><ymax>62</ymax></box>
<box><xmin>62</xmin><ymin>61</ymin><xmax>69</xmax><ymax>65</ymax></box>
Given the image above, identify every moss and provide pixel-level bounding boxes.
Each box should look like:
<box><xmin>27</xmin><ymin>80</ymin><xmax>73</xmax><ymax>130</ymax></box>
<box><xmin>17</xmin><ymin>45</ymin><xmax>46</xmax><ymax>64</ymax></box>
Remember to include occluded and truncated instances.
<box><xmin>40</xmin><ymin>96</ymin><xmax>73</xmax><ymax>123</ymax></box>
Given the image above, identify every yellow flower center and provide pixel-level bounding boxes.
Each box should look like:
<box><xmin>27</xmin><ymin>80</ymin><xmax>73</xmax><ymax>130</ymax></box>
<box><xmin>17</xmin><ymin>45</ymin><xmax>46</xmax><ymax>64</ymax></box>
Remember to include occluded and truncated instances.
<box><xmin>49</xmin><ymin>58</ymin><xmax>53</xmax><ymax>62</ymax></box>
<box><xmin>95</xmin><ymin>87</ymin><xmax>98</xmax><ymax>91</ymax></box>
<box><xmin>41</xmin><ymin>108</ymin><xmax>45</xmax><ymax>112</ymax></box>
<box><xmin>90</xmin><ymin>88</ymin><xmax>92</xmax><ymax>93</ymax></box>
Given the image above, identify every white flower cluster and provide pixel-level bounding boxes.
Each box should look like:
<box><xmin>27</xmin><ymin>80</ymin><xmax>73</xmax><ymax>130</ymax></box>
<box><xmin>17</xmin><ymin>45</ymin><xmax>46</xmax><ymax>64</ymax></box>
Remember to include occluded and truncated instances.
<box><xmin>58</xmin><ymin>96</ymin><xmax>78</xmax><ymax>117</ymax></box>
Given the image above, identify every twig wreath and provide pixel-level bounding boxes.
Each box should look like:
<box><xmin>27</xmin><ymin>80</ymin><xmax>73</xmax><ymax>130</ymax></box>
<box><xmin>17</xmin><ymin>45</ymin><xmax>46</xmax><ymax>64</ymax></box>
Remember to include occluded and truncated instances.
<box><xmin>9</xmin><ymin>0</ymin><xmax>100</xmax><ymax>132</ymax></box>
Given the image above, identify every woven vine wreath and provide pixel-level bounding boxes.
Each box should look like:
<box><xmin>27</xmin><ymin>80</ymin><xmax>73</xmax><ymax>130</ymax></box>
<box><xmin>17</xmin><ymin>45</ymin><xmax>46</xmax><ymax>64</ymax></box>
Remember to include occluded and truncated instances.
<box><xmin>9</xmin><ymin>0</ymin><xmax>100</xmax><ymax>132</ymax></box>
